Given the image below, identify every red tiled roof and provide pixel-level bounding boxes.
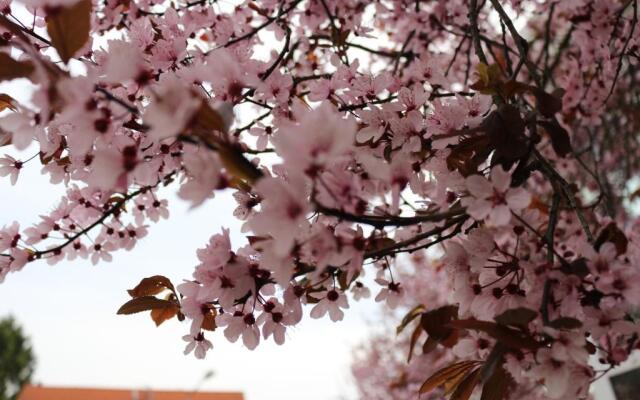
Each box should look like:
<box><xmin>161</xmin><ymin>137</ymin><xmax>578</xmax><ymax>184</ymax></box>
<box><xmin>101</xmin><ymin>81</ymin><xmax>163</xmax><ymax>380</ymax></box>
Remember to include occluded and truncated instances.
<box><xmin>18</xmin><ymin>385</ymin><xmax>244</xmax><ymax>400</ymax></box>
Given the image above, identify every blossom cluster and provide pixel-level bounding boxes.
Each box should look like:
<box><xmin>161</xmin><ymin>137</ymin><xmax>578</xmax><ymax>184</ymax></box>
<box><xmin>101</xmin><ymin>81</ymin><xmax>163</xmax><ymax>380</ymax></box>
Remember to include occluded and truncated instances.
<box><xmin>1</xmin><ymin>0</ymin><xmax>640</xmax><ymax>398</ymax></box>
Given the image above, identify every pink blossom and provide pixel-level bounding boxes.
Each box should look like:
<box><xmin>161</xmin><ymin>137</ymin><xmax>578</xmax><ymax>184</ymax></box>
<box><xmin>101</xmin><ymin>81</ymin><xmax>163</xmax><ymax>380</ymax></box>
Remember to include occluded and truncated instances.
<box><xmin>0</xmin><ymin>156</ymin><xmax>23</xmax><ymax>185</ymax></box>
<box><xmin>217</xmin><ymin>311</ymin><xmax>261</xmax><ymax>350</ymax></box>
<box><xmin>462</xmin><ymin>167</ymin><xmax>531</xmax><ymax>226</ymax></box>
<box><xmin>273</xmin><ymin>102</ymin><xmax>357</xmax><ymax>173</ymax></box>
<box><xmin>183</xmin><ymin>332</ymin><xmax>213</xmax><ymax>359</ymax></box>
<box><xmin>247</xmin><ymin>175</ymin><xmax>309</xmax><ymax>256</ymax></box>
<box><xmin>310</xmin><ymin>289</ymin><xmax>349</xmax><ymax>322</ymax></box>
<box><xmin>374</xmin><ymin>277</ymin><xmax>403</xmax><ymax>309</ymax></box>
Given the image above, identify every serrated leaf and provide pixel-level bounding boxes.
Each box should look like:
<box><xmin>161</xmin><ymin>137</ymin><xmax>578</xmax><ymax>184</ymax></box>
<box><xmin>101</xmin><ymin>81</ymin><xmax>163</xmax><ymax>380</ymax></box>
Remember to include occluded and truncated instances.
<box><xmin>127</xmin><ymin>275</ymin><xmax>175</xmax><ymax>298</ymax></box>
<box><xmin>0</xmin><ymin>54</ymin><xmax>34</xmax><ymax>82</ymax></box>
<box><xmin>46</xmin><ymin>0</ymin><xmax>92</xmax><ymax>64</ymax></box>
<box><xmin>117</xmin><ymin>296</ymin><xmax>175</xmax><ymax>315</ymax></box>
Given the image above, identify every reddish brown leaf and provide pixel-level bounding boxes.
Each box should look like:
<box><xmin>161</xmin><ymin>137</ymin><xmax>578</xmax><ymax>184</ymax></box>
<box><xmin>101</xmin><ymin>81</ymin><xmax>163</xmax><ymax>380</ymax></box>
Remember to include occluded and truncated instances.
<box><xmin>201</xmin><ymin>307</ymin><xmax>217</xmax><ymax>331</ymax></box>
<box><xmin>366</xmin><ymin>237</ymin><xmax>396</xmax><ymax>254</ymax></box>
<box><xmin>532</xmin><ymin>87</ymin><xmax>563</xmax><ymax>118</ymax></box>
<box><xmin>397</xmin><ymin>304</ymin><xmax>426</xmax><ymax>335</ymax></box>
<box><xmin>117</xmin><ymin>296</ymin><xmax>176</xmax><ymax>315</ymax></box>
<box><xmin>450</xmin><ymin>368</ymin><xmax>481</xmax><ymax>400</ymax></box>
<box><xmin>192</xmin><ymin>101</ymin><xmax>228</xmax><ymax>133</ymax></box>
<box><xmin>0</xmin><ymin>128</ymin><xmax>10</xmax><ymax>147</ymax></box>
<box><xmin>443</xmin><ymin>366</ymin><xmax>475</xmax><ymax>396</ymax></box>
<box><xmin>501</xmin><ymin>80</ymin><xmax>531</xmax><ymax>98</ymax></box>
<box><xmin>150</xmin><ymin>303</ymin><xmax>179</xmax><ymax>326</ymax></box>
<box><xmin>446</xmin><ymin>134</ymin><xmax>493</xmax><ymax>177</ymax></box>
<box><xmin>0</xmin><ymin>94</ymin><xmax>17</xmax><ymax>112</ymax></box>
<box><xmin>127</xmin><ymin>275</ymin><xmax>175</xmax><ymax>298</ymax></box>
<box><xmin>594</xmin><ymin>222</ymin><xmax>628</xmax><ymax>255</ymax></box>
<box><xmin>539</xmin><ymin>120</ymin><xmax>572</xmax><ymax>157</ymax></box>
<box><xmin>421</xmin><ymin>305</ymin><xmax>460</xmax><ymax>347</ymax></box>
<box><xmin>0</xmin><ymin>53</ymin><xmax>34</xmax><ymax>82</ymax></box>
<box><xmin>46</xmin><ymin>0</ymin><xmax>92</xmax><ymax>64</ymax></box>
<box><xmin>247</xmin><ymin>235</ymin><xmax>269</xmax><ymax>245</ymax></box>
<box><xmin>190</xmin><ymin>103</ymin><xmax>263</xmax><ymax>185</ymax></box>
<box><xmin>494</xmin><ymin>307</ymin><xmax>537</xmax><ymax>328</ymax></box>
<box><xmin>547</xmin><ymin>317</ymin><xmax>582</xmax><ymax>330</ymax></box>
<box><xmin>218</xmin><ymin>143</ymin><xmax>263</xmax><ymax>185</ymax></box>
<box><xmin>336</xmin><ymin>269</ymin><xmax>360</xmax><ymax>292</ymax></box>
<box><xmin>560</xmin><ymin>257</ymin><xmax>590</xmax><ymax>278</ymax></box>
<box><xmin>407</xmin><ymin>323</ymin><xmax>423</xmax><ymax>363</ymax></box>
<box><xmin>480</xmin><ymin>364</ymin><xmax>512</xmax><ymax>400</ymax></box>
<box><xmin>418</xmin><ymin>361</ymin><xmax>480</xmax><ymax>395</ymax></box>
<box><xmin>448</xmin><ymin>319</ymin><xmax>539</xmax><ymax>350</ymax></box>
<box><xmin>483</xmin><ymin>105</ymin><xmax>529</xmax><ymax>167</ymax></box>
<box><xmin>479</xmin><ymin>345</ymin><xmax>505</xmax><ymax>385</ymax></box>
<box><xmin>422</xmin><ymin>336</ymin><xmax>438</xmax><ymax>355</ymax></box>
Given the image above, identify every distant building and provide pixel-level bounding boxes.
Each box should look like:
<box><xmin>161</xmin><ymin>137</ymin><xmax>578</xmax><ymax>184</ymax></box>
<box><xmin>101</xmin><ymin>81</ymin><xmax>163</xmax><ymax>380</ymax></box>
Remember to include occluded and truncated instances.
<box><xmin>18</xmin><ymin>385</ymin><xmax>244</xmax><ymax>400</ymax></box>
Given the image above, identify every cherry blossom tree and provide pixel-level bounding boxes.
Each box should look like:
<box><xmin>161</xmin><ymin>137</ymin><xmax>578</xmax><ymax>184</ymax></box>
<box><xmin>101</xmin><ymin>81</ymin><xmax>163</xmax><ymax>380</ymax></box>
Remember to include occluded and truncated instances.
<box><xmin>1</xmin><ymin>0</ymin><xmax>640</xmax><ymax>398</ymax></box>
